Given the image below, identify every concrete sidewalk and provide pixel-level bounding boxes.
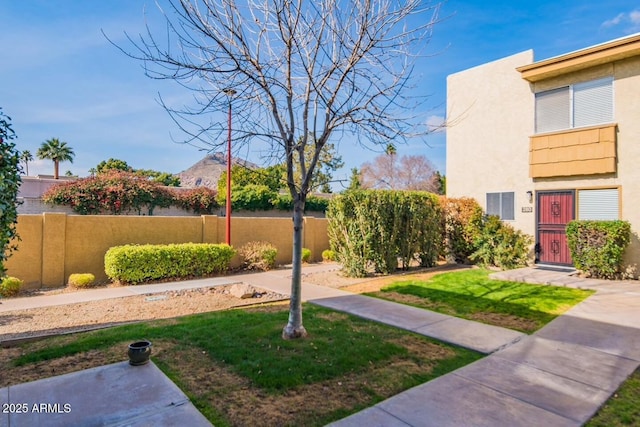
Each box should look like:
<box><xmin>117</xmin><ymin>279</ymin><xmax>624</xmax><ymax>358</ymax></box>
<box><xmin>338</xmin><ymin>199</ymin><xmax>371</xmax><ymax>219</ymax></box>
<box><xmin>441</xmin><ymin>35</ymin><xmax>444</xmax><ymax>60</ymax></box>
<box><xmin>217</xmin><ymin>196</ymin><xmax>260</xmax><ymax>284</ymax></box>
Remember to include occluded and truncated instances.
<box><xmin>1</xmin><ymin>361</ymin><xmax>211</xmax><ymax>427</ymax></box>
<box><xmin>329</xmin><ymin>267</ymin><xmax>640</xmax><ymax>426</ymax></box>
<box><xmin>2</xmin><ymin>265</ymin><xmax>640</xmax><ymax>426</ymax></box>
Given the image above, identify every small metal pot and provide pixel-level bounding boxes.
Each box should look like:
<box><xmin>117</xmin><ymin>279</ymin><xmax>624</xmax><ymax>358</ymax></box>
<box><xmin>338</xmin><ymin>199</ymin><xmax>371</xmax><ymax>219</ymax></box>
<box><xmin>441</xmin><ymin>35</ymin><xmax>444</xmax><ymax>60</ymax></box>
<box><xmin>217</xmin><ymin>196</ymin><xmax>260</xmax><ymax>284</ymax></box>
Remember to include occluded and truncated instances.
<box><xmin>128</xmin><ymin>340</ymin><xmax>152</xmax><ymax>366</ymax></box>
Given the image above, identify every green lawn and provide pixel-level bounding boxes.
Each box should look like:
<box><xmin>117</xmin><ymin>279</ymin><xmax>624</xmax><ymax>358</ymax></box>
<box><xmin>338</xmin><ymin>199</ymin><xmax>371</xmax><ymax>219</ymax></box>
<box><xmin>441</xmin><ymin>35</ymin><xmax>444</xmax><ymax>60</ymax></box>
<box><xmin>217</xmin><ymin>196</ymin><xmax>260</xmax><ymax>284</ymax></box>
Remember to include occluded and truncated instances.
<box><xmin>587</xmin><ymin>368</ymin><xmax>640</xmax><ymax>426</ymax></box>
<box><xmin>367</xmin><ymin>269</ymin><xmax>594</xmax><ymax>333</ymax></box>
<box><xmin>6</xmin><ymin>304</ymin><xmax>481</xmax><ymax>426</ymax></box>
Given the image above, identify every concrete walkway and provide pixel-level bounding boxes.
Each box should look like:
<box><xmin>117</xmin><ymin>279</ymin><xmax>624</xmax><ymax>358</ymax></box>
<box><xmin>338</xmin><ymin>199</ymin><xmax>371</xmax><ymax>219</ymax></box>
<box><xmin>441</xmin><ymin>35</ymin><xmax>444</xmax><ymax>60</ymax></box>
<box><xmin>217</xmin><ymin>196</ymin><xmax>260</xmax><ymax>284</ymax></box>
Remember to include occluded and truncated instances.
<box><xmin>2</xmin><ymin>265</ymin><xmax>639</xmax><ymax>426</ymax></box>
<box><xmin>1</xmin><ymin>361</ymin><xmax>211</xmax><ymax>427</ymax></box>
<box><xmin>330</xmin><ymin>267</ymin><xmax>640</xmax><ymax>427</ymax></box>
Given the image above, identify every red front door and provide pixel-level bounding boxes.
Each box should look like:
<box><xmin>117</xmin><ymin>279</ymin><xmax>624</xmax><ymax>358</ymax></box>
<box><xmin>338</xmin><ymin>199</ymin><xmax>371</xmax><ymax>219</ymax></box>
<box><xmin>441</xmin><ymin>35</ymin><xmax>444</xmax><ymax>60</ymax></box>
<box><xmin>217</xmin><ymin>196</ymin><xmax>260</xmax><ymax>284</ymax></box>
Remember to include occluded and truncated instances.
<box><xmin>537</xmin><ymin>191</ymin><xmax>575</xmax><ymax>266</ymax></box>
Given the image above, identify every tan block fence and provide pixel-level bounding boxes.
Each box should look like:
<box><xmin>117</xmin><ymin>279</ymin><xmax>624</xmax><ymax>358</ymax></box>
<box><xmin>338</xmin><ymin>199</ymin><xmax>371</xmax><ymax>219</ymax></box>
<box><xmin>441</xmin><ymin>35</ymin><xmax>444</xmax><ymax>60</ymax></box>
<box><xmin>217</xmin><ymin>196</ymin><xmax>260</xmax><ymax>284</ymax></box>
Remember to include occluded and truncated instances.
<box><xmin>6</xmin><ymin>213</ymin><xmax>329</xmax><ymax>289</ymax></box>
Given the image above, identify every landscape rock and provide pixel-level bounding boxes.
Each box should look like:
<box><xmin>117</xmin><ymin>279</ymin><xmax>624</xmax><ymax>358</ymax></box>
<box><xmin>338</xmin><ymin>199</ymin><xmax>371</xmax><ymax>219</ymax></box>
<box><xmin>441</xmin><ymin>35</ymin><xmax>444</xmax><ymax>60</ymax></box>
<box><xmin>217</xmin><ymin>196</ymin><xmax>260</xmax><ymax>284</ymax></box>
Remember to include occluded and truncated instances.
<box><xmin>229</xmin><ymin>283</ymin><xmax>257</xmax><ymax>299</ymax></box>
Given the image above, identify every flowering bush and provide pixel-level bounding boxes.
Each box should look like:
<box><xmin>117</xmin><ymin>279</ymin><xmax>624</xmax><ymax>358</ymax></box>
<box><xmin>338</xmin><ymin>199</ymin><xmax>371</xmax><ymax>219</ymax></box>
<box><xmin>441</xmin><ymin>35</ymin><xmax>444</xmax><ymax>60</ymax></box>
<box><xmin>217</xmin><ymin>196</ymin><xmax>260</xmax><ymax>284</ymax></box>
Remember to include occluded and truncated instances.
<box><xmin>175</xmin><ymin>187</ymin><xmax>219</xmax><ymax>214</ymax></box>
<box><xmin>43</xmin><ymin>171</ymin><xmax>174</xmax><ymax>215</ymax></box>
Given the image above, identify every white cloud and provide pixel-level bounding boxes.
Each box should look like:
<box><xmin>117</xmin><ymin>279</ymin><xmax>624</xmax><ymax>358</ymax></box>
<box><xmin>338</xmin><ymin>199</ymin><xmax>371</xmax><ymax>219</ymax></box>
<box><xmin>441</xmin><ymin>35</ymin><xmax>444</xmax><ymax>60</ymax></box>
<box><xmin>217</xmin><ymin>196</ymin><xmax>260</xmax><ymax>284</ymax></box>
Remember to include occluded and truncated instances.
<box><xmin>426</xmin><ymin>115</ymin><xmax>446</xmax><ymax>133</ymax></box>
<box><xmin>602</xmin><ymin>13</ymin><xmax>625</xmax><ymax>28</ymax></box>
<box><xmin>601</xmin><ymin>10</ymin><xmax>640</xmax><ymax>32</ymax></box>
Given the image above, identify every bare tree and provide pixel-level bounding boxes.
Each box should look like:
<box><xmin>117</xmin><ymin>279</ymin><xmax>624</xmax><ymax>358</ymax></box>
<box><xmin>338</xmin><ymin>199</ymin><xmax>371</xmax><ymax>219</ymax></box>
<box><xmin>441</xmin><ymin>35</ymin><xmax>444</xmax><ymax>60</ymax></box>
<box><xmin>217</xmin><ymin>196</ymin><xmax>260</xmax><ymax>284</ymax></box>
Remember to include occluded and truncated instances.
<box><xmin>360</xmin><ymin>150</ymin><xmax>397</xmax><ymax>189</ymax></box>
<box><xmin>361</xmin><ymin>152</ymin><xmax>439</xmax><ymax>192</ymax></box>
<box><xmin>111</xmin><ymin>0</ymin><xmax>441</xmax><ymax>339</ymax></box>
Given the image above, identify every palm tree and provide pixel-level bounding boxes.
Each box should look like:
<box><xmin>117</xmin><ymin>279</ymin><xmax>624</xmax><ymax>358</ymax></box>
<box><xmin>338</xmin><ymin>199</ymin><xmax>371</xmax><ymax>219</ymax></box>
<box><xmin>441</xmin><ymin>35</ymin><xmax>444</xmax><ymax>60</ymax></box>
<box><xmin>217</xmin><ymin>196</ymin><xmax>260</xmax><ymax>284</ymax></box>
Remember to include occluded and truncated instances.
<box><xmin>20</xmin><ymin>150</ymin><xmax>34</xmax><ymax>176</ymax></box>
<box><xmin>37</xmin><ymin>138</ymin><xmax>75</xmax><ymax>179</ymax></box>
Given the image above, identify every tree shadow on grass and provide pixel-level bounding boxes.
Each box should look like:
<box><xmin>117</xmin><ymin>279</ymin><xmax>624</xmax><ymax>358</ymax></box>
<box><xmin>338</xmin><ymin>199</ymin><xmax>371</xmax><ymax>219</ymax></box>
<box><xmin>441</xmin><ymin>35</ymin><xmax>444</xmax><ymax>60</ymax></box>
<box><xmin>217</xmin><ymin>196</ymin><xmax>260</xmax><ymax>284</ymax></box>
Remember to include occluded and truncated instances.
<box><xmin>367</xmin><ymin>285</ymin><xmax>569</xmax><ymax>333</ymax></box>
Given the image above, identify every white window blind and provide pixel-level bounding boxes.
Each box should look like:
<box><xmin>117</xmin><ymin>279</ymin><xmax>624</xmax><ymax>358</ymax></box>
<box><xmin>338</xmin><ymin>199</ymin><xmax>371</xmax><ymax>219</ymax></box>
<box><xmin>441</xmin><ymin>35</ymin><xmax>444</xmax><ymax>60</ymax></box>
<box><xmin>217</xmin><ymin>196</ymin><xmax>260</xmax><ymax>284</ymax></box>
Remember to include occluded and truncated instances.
<box><xmin>578</xmin><ymin>189</ymin><xmax>619</xmax><ymax>220</ymax></box>
<box><xmin>487</xmin><ymin>193</ymin><xmax>500</xmax><ymax>217</ymax></box>
<box><xmin>574</xmin><ymin>77</ymin><xmax>614</xmax><ymax>128</ymax></box>
<box><xmin>535</xmin><ymin>77</ymin><xmax>613</xmax><ymax>134</ymax></box>
<box><xmin>501</xmin><ymin>192</ymin><xmax>515</xmax><ymax>220</ymax></box>
<box><xmin>535</xmin><ymin>87</ymin><xmax>570</xmax><ymax>133</ymax></box>
<box><xmin>486</xmin><ymin>192</ymin><xmax>515</xmax><ymax>221</ymax></box>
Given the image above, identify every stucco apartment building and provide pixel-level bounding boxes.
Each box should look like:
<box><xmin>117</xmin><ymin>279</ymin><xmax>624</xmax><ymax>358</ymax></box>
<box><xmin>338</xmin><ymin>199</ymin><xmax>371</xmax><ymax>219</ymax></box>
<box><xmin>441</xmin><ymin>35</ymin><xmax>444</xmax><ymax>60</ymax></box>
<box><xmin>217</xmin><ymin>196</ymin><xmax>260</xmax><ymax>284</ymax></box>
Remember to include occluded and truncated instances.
<box><xmin>446</xmin><ymin>33</ymin><xmax>640</xmax><ymax>273</ymax></box>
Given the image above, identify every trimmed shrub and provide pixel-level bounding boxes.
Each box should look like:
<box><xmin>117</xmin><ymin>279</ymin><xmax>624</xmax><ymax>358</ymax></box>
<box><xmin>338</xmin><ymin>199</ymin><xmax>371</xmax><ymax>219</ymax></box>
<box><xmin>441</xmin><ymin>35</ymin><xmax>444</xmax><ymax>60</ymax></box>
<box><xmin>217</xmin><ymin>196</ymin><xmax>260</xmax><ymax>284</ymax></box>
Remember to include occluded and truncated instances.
<box><xmin>302</xmin><ymin>248</ymin><xmax>312</xmax><ymax>263</ymax></box>
<box><xmin>566</xmin><ymin>220</ymin><xmax>631</xmax><ymax>279</ymax></box>
<box><xmin>105</xmin><ymin>243</ymin><xmax>235</xmax><ymax>285</ymax></box>
<box><xmin>238</xmin><ymin>241</ymin><xmax>278</xmax><ymax>271</ymax></box>
<box><xmin>68</xmin><ymin>273</ymin><xmax>96</xmax><ymax>288</ymax></box>
<box><xmin>0</xmin><ymin>276</ymin><xmax>23</xmax><ymax>297</ymax></box>
<box><xmin>322</xmin><ymin>249</ymin><xmax>336</xmax><ymax>262</ymax></box>
<box><xmin>469</xmin><ymin>215</ymin><xmax>532</xmax><ymax>270</ymax></box>
<box><xmin>439</xmin><ymin>197</ymin><xmax>484</xmax><ymax>263</ymax></box>
<box><xmin>327</xmin><ymin>190</ymin><xmax>442</xmax><ymax>277</ymax></box>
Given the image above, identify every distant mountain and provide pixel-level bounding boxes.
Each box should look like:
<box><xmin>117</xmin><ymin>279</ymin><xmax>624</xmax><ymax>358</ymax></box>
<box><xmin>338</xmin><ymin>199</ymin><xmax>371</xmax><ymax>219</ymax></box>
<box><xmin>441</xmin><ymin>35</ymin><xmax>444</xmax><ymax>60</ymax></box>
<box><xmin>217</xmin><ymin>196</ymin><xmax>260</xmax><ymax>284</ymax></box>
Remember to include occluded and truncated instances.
<box><xmin>178</xmin><ymin>152</ymin><xmax>258</xmax><ymax>188</ymax></box>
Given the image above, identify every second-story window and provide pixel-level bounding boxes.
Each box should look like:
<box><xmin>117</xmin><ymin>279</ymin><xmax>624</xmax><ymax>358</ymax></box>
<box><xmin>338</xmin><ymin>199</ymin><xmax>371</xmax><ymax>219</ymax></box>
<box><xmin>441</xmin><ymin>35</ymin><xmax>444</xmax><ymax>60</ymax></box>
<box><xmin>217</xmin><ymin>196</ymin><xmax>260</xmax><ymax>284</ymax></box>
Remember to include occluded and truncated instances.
<box><xmin>535</xmin><ymin>77</ymin><xmax>613</xmax><ymax>134</ymax></box>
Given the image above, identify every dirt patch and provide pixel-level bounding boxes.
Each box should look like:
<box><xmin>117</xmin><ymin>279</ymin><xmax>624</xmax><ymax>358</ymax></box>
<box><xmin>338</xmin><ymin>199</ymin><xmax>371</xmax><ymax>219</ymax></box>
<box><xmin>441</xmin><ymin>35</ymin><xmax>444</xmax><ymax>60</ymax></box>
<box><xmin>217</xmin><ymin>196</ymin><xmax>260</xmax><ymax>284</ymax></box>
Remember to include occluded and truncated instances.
<box><xmin>0</xmin><ymin>285</ymin><xmax>287</xmax><ymax>344</ymax></box>
<box><xmin>468</xmin><ymin>312</ymin><xmax>539</xmax><ymax>332</ymax></box>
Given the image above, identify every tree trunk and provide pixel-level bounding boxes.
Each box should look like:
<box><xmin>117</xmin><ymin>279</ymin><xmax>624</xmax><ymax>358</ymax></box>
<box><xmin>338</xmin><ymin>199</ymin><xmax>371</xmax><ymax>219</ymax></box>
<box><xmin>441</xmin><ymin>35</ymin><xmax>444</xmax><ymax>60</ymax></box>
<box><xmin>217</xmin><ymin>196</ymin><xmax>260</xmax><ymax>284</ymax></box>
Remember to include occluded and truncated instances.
<box><xmin>282</xmin><ymin>197</ymin><xmax>308</xmax><ymax>339</ymax></box>
<box><xmin>54</xmin><ymin>160</ymin><xmax>59</xmax><ymax>179</ymax></box>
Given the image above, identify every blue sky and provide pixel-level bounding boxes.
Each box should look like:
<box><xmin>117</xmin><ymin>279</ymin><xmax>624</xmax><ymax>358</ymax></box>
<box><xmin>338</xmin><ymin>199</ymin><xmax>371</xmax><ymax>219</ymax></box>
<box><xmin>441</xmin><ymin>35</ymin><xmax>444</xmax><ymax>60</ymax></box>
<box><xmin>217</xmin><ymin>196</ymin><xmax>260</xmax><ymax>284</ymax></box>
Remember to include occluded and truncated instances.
<box><xmin>2</xmin><ymin>1</ymin><xmax>639</xmax><ymax>189</ymax></box>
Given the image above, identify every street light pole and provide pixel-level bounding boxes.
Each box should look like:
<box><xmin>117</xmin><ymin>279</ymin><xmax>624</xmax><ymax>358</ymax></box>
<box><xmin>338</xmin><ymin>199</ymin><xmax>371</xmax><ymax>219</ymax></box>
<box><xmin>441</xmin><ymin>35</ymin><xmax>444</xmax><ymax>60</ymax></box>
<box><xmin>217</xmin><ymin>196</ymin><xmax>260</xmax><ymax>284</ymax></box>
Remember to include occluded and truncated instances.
<box><xmin>223</xmin><ymin>89</ymin><xmax>236</xmax><ymax>245</ymax></box>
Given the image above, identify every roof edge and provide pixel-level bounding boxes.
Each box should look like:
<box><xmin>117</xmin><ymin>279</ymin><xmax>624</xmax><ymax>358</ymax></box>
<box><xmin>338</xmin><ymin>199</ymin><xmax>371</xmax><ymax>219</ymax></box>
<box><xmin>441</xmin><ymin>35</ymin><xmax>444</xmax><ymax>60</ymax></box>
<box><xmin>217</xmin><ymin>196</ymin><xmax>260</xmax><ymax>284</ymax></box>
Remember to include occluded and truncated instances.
<box><xmin>517</xmin><ymin>33</ymin><xmax>640</xmax><ymax>82</ymax></box>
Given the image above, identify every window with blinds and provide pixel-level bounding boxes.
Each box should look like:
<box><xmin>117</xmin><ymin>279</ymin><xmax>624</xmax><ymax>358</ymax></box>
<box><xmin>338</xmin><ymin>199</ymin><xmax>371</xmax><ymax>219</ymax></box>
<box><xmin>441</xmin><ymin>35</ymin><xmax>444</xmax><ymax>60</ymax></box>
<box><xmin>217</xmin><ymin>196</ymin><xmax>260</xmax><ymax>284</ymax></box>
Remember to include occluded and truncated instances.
<box><xmin>486</xmin><ymin>192</ymin><xmax>515</xmax><ymax>221</ymax></box>
<box><xmin>578</xmin><ymin>188</ymin><xmax>619</xmax><ymax>220</ymax></box>
<box><xmin>574</xmin><ymin>78</ymin><xmax>614</xmax><ymax>128</ymax></box>
<box><xmin>535</xmin><ymin>77</ymin><xmax>613</xmax><ymax>134</ymax></box>
<box><xmin>535</xmin><ymin>87</ymin><xmax>570</xmax><ymax>133</ymax></box>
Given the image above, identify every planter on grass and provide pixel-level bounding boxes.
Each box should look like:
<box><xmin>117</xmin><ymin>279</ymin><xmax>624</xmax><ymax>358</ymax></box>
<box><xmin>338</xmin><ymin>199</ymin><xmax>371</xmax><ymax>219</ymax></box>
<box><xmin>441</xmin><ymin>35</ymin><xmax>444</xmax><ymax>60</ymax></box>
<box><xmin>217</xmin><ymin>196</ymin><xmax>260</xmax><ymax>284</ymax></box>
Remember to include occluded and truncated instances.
<box><xmin>128</xmin><ymin>340</ymin><xmax>152</xmax><ymax>366</ymax></box>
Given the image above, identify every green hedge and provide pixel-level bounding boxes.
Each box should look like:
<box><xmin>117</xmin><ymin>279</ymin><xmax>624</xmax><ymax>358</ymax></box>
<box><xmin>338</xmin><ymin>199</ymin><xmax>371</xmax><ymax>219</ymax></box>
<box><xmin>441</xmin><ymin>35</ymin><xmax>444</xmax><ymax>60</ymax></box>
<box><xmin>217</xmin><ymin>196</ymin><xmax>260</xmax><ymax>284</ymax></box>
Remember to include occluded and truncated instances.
<box><xmin>566</xmin><ymin>220</ymin><xmax>631</xmax><ymax>279</ymax></box>
<box><xmin>105</xmin><ymin>243</ymin><xmax>236</xmax><ymax>285</ymax></box>
<box><xmin>270</xmin><ymin>193</ymin><xmax>330</xmax><ymax>212</ymax></box>
<box><xmin>469</xmin><ymin>215</ymin><xmax>532</xmax><ymax>270</ymax></box>
<box><xmin>440</xmin><ymin>197</ymin><xmax>484</xmax><ymax>263</ymax></box>
<box><xmin>327</xmin><ymin>190</ymin><xmax>442</xmax><ymax>277</ymax></box>
<box><xmin>232</xmin><ymin>184</ymin><xmax>278</xmax><ymax>211</ymax></box>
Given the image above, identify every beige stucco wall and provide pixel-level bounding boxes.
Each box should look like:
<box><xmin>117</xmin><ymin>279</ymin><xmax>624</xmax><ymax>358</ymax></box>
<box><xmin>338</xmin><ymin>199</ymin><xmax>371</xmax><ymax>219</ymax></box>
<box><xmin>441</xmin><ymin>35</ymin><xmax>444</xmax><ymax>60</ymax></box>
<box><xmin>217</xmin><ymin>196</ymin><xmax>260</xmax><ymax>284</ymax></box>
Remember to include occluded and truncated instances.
<box><xmin>531</xmin><ymin>55</ymin><xmax>640</xmax><ymax>272</ymax></box>
<box><xmin>447</xmin><ymin>49</ymin><xmax>640</xmax><ymax>274</ymax></box>
<box><xmin>5</xmin><ymin>214</ymin><xmax>329</xmax><ymax>288</ymax></box>
<box><xmin>446</xmin><ymin>50</ymin><xmax>536</xmax><ymax>236</ymax></box>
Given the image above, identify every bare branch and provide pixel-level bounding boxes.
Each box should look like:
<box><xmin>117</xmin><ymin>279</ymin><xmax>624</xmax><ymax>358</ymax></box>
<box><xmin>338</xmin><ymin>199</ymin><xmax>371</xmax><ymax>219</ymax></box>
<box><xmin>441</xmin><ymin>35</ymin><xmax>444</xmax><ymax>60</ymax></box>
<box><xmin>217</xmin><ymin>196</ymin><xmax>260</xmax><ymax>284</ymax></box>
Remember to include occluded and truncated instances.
<box><xmin>108</xmin><ymin>0</ymin><xmax>444</xmax><ymax>338</ymax></box>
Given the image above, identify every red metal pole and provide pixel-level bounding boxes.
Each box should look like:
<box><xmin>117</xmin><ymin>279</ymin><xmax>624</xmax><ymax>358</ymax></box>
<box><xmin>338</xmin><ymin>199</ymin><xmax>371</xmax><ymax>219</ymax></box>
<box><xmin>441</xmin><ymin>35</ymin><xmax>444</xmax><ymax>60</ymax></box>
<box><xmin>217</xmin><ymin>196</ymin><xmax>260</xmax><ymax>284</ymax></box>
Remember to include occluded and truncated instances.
<box><xmin>225</xmin><ymin>101</ymin><xmax>232</xmax><ymax>245</ymax></box>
